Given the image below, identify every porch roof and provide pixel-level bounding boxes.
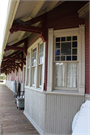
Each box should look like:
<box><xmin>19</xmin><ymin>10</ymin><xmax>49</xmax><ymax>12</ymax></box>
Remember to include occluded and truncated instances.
<box><xmin>1</xmin><ymin>0</ymin><xmax>64</xmax><ymax>74</ymax></box>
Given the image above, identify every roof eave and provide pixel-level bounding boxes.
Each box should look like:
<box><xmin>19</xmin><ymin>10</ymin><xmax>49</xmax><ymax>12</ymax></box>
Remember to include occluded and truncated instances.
<box><xmin>1</xmin><ymin>0</ymin><xmax>20</xmax><ymax>62</ymax></box>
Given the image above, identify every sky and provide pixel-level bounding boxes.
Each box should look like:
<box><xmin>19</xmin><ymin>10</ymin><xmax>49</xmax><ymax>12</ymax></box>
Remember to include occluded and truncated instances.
<box><xmin>0</xmin><ymin>0</ymin><xmax>9</xmax><ymax>56</ymax></box>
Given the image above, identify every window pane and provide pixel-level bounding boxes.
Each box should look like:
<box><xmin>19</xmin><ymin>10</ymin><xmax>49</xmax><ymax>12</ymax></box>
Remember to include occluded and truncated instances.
<box><xmin>32</xmin><ymin>67</ymin><xmax>36</xmax><ymax>85</ymax></box>
<box><xmin>28</xmin><ymin>61</ymin><xmax>30</xmax><ymax>67</ymax></box>
<box><xmin>56</xmin><ymin>37</ymin><xmax>60</xmax><ymax>42</ymax></box>
<box><xmin>32</xmin><ymin>58</ymin><xmax>34</xmax><ymax>63</ymax></box>
<box><xmin>55</xmin><ymin>63</ymin><xmax>66</xmax><ymax>87</ymax></box>
<box><xmin>39</xmin><ymin>65</ymin><xmax>43</xmax><ymax>86</ymax></box>
<box><xmin>55</xmin><ymin>56</ymin><xmax>60</xmax><ymax>61</ymax></box>
<box><xmin>55</xmin><ymin>50</ymin><xmax>60</xmax><ymax>55</ymax></box>
<box><xmin>61</xmin><ymin>56</ymin><xmax>65</xmax><ymax>61</ymax></box>
<box><xmin>39</xmin><ymin>54</ymin><xmax>43</xmax><ymax>64</ymax></box>
<box><xmin>34</xmin><ymin>60</ymin><xmax>36</xmax><ymax>66</ymax></box>
<box><xmin>27</xmin><ymin>69</ymin><xmax>30</xmax><ymax>85</ymax></box>
<box><xmin>73</xmin><ymin>36</ymin><xmax>77</xmax><ymax>40</ymax></box>
<box><xmin>32</xmin><ymin>48</ymin><xmax>37</xmax><ymax>66</ymax></box>
<box><xmin>34</xmin><ymin>52</ymin><xmax>36</xmax><ymax>59</ymax></box>
<box><xmin>67</xmin><ymin>36</ymin><xmax>71</xmax><ymax>41</ymax></box>
<box><xmin>56</xmin><ymin>43</ymin><xmax>60</xmax><ymax>48</ymax></box>
<box><xmin>66</xmin><ymin>56</ymin><xmax>71</xmax><ymax>61</ymax></box>
<box><xmin>61</xmin><ymin>42</ymin><xmax>71</xmax><ymax>55</ymax></box>
<box><xmin>72</xmin><ymin>42</ymin><xmax>77</xmax><ymax>47</ymax></box>
<box><xmin>67</xmin><ymin>63</ymin><xmax>77</xmax><ymax>87</ymax></box>
<box><xmin>33</xmin><ymin>48</ymin><xmax>37</xmax><ymax>52</ymax></box>
<box><xmin>61</xmin><ymin>37</ymin><xmax>65</xmax><ymax>41</ymax></box>
<box><xmin>39</xmin><ymin>43</ymin><xmax>44</xmax><ymax>64</ymax></box>
<box><xmin>55</xmin><ymin>63</ymin><xmax>77</xmax><ymax>88</ymax></box>
<box><xmin>72</xmin><ymin>49</ymin><xmax>77</xmax><ymax>55</ymax></box>
<box><xmin>40</xmin><ymin>43</ymin><xmax>43</xmax><ymax>53</ymax></box>
<box><xmin>72</xmin><ymin>56</ymin><xmax>77</xmax><ymax>60</ymax></box>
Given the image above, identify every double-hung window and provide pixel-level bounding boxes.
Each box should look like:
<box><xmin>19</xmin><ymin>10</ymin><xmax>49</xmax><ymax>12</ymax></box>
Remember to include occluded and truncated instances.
<box><xmin>54</xmin><ymin>36</ymin><xmax>78</xmax><ymax>90</ymax></box>
<box><xmin>26</xmin><ymin>38</ymin><xmax>45</xmax><ymax>91</ymax></box>
<box><xmin>39</xmin><ymin>43</ymin><xmax>44</xmax><ymax>87</ymax></box>
<box><xmin>32</xmin><ymin>47</ymin><xmax>37</xmax><ymax>86</ymax></box>
<box><xmin>47</xmin><ymin>26</ymin><xmax>85</xmax><ymax>94</ymax></box>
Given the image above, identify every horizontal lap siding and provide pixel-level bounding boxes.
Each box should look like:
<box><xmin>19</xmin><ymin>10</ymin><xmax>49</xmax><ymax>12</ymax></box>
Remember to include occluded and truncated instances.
<box><xmin>21</xmin><ymin>70</ymin><xmax>23</xmax><ymax>83</ymax></box>
<box><xmin>85</xmin><ymin>18</ymin><xmax>89</xmax><ymax>94</ymax></box>
<box><xmin>47</xmin><ymin>1</ymin><xmax>85</xmax><ymax>29</ymax></box>
<box><xmin>11</xmin><ymin>71</ymin><xmax>15</xmax><ymax>81</ymax></box>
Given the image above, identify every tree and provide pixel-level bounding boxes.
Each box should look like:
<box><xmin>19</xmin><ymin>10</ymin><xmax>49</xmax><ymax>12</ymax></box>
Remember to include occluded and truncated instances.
<box><xmin>0</xmin><ymin>73</ymin><xmax>6</xmax><ymax>80</ymax></box>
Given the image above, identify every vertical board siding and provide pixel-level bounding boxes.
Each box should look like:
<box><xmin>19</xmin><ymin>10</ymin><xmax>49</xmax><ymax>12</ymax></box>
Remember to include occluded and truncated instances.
<box><xmin>25</xmin><ymin>89</ymin><xmax>84</xmax><ymax>135</ymax></box>
<box><xmin>45</xmin><ymin>94</ymin><xmax>84</xmax><ymax>135</ymax></box>
<box><xmin>25</xmin><ymin>89</ymin><xmax>46</xmax><ymax>131</ymax></box>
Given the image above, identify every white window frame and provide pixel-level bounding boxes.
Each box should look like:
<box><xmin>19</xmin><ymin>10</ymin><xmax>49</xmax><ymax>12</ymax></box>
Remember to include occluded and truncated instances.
<box><xmin>38</xmin><ymin>43</ymin><xmax>44</xmax><ymax>88</ymax></box>
<box><xmin>54</xmin><ymin>35</ymin><xmax>78</xmax><ymax>91</ymax></box>
<box><xmin>47</xmin><ymin>25</ymin><xmax>85</xmax><ymax>95</ymax></box>
<box><xmin>26</xmin><ymin>38</ymin><xmax>45</xmax><ymax>91</ymax></box>
<box><xmin>32</xmin><ymin>46</ymin><xmax>37</xmax><ymax>87</ymax></box>
<box><xmin>27</xmin><ymin>52</ymin><xmax>30</xmax><ymax>86</ymax></box>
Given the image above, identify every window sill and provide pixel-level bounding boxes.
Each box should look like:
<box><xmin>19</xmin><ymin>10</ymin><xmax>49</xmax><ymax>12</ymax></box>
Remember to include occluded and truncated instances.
<box><xmin>24</xmin><ymin>86</ymin><xmax>84</xmax><ymax>96</ymax></box>
<box><xmin>45</xmin><ymin>90</ymin><xmax>84</xmax><ymax>96</ymax></box>
<box><xmin>25</xmin><ymin>86</ymin><xmax>43</xmax><ymax>93</ymax></box>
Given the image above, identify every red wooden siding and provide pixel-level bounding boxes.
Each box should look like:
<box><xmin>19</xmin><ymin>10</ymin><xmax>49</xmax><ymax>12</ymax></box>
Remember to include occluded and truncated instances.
<box><xmin>21</xmin><ymin>70</ymin><xmax>23</xmax><ymax>83</ymax></box>
<box><xmin>85</xmin><ymin>18</ymin><xmax>89</xmax><ymax>94</ymax></box>
<box><xmin>16</xmin><ymin>70</ymin><xmax>19</xmax><ymax>82</ymax></box>
<box><xmin>11</xmin><ymin>71</ymin><xmax>15</xmax><ymax>81</ymax></box>
<box><xmin>28</xmin><ymin>33</ymin><xmax>40</xmax><ymax>48</ymax></box>
<box><xmin>47</xmin><ymin>1</ymin><xmax>85</xmax><ymax>29</ymax></box>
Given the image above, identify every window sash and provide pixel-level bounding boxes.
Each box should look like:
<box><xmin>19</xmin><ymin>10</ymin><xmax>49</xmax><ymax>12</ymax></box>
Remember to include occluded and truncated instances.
<box><xmin>54</xmin><ymin>62</ymin><xmax>78</xmax><ymax>89</ymax></box>
<box><xmin>32</xmin><ymin>67</ymin><xmax>36</xmax><ymax>86</ymax></box>
<box><xmin>39</xmin><ymin>43</ymin><xmax>44</xmax><ymax>64</ymax></box>
<box><xmin>27</xmin><ymin>68</ymin><xmax>30</xmax><ymax>86</ymax></box>
<box><xmin>55</xmin><ymin>36</ymin><xmax>78</xmax><ymax>62</ymax></box>
<box><xmin>39</xmin><ymin>65</ymin><xmax>43</xmax><ymax>87</ymax></box>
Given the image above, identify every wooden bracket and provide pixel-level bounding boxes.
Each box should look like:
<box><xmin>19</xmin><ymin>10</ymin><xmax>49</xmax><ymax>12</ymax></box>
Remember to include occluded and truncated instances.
<box><xmin>15</xmin><ymin>54</ymin><xmax>26</xmax><ymax>65</ymax></box>
<box><xmin>4</xmin><ymin>46</ymin><xmax>25</xmax><ymax>52</ymax></box>
<box><xmin>10</xmin><ymin>13</ymin><xmax>47</xmax><ymax>42</ymax></box>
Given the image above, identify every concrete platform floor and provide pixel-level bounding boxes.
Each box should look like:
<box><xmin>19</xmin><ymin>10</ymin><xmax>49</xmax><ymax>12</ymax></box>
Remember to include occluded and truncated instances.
<box><xmin>0</xmin><ymin>85</ymin><xmax>39</xmax><ymax>135</ymax></box>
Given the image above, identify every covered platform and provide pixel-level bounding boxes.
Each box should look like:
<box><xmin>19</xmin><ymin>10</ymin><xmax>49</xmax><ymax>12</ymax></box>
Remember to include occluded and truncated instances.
<box><xmin>0</xmin><ymin>84</ymin><xmax>39</xmax><ymax>135</ymax></box>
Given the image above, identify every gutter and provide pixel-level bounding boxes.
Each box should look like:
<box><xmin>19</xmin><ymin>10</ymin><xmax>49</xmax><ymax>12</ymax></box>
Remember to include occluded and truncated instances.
<box><xmin>1</xmin><ymin>0</ymin><xmax>20</xmax><ymax>62</ymax></box>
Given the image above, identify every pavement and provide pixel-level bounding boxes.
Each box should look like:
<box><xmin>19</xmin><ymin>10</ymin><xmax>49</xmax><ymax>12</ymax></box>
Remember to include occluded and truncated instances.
<box><xmin>0</xmin><ymin>84</ymin><xmax>39</xmax><ymax>135</ymax></box>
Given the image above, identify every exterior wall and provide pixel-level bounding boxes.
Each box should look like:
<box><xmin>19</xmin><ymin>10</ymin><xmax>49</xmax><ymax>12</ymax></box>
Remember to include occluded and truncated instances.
<box><xmin>85</xmin><ymin>94</ymin><xmax>90</xmax><ymax>101</ymax></box>
<box><xmin>24</xmin><ymin>88</ymin><xmax>46</xmax><ymax>134</ymax></box>
<box><xmin>6</xmin><ymin>69</ymin><xmax>24</xmax><ymax>92</ymax></box>
<box><xmin>21</xmin><ymin>70</ymin><xmax>23</xmax><ymax>83</ymax></box>
<box><xmin>11</xmin><ymin>71</ymin><xmax>15</xmax><ymax>81</ymax></box>
<box><xmin>28</xmin><ymin>33</ymin><xmax>40</xmax><ymax>48</ymax></box>
<box><xmin>24</xmin><ymin>2</ymin><xmax>88</xmax><ymax>135</ymax></box>
<box><xmin>47</xmin><ymin>1</ymin><xmax>85</xmax><ymax>29</ymax></box>
<box><xmin>46</xmin><ymin>1</ymin><xmax>85</xmax><ymax>91</ymax></box>
<box><xmin>85</xmin><ymin>18</ymin><xmax>89</xmax><ymax>94</ymax></box>
<box><xmin>16</xmin><ymin>70</ymin><xmax>19</xmax><ymax>82</ymax></box>
<box><xmin>24</xmin><ymin>89</ymin><xmax>84</xmax><ymax>135</ymax></box>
